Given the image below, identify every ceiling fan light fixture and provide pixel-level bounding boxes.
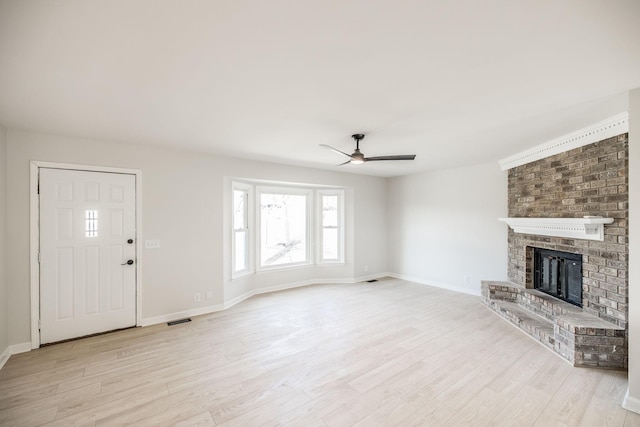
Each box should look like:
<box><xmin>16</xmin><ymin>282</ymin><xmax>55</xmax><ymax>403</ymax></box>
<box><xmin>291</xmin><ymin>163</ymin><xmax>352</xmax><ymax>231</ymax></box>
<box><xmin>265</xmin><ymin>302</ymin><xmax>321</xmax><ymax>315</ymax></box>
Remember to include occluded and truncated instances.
<box><xmin>319</xmin><ymin>133</ymin><xmax>416</xmax><ymax>166</ymax></box>
<box><xmin>350</xmin><ymin>149</ymin><xmax>365</xmax><ymax>164</ymax></box>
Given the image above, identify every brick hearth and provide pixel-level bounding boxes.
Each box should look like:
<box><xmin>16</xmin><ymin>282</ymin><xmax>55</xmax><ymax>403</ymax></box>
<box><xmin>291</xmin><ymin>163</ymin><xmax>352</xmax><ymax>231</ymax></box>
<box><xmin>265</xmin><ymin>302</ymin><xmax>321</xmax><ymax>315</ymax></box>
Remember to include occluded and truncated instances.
<box><xmin>482</xmin><ymin>281</ymin><xmax>626</xmax><ymax>368</ymax></box>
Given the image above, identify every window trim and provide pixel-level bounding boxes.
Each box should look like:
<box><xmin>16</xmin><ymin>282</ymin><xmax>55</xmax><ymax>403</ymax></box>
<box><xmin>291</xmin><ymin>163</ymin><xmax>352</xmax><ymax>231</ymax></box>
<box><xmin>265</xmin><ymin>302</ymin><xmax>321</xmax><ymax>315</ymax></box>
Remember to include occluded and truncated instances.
<box><xmin>231</xmin><ymin>182</ymin><xmax>254</xmax><ymax>279</ymax></box>
<box><xmin>317</xmin><ymin>189</ymin><xmax>345</xmax><ymax>264</ymax></box>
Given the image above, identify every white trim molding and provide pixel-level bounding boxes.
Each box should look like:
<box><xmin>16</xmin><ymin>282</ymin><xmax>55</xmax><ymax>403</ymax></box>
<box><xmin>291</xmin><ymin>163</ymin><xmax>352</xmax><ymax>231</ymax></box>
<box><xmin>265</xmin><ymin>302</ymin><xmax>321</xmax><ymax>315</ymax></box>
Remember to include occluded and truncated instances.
<box><xmin>142</xmin><ymin>274</ymin><xmax>389</xmax><ymax>327</ymax></box>
<box><xmin>140</xmin><ymin>303</ymin><xmax>226</xmax><ymax>327</ymax></box>
<box><xmin>623</xmin><ymin>388</ymin><xmax>640</xmax><ymax>415</ymax></box>
<box><xmin>499</xmin><ymin>112</ymin><xmax>629</xmax><ymax>171</ymax></box>
<box><xmin>0</xmin><ymin>347</ymin><xmax>9</xmax><ymax>370</ymax></box>
<box><xmin>0</xmin><ymin>343</ymin><xmax>32</xmax><ymax>370</ymax></box>
<box><xmin>387</xmin><ymin>273</ymin><xmax>481</xmax><ymax>296</ymax></box>
<box><xmin>499</xmin><ymin>216</ymin><xmax>614</xmax><ymax>241</ymax></box>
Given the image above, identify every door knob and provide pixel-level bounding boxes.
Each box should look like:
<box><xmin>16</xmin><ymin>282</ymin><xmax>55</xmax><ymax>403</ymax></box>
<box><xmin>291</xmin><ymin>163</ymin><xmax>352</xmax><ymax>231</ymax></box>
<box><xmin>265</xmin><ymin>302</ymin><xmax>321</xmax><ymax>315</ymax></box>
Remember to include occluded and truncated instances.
<box><xmin>127</xmin><ymin>239</ymin><xmax>134</xmax><ymax>244</ymax></box>
<box><xmin>121</xmin><ymin>259</ymin><xmax>134</xmax><ymax>265</ymax></box>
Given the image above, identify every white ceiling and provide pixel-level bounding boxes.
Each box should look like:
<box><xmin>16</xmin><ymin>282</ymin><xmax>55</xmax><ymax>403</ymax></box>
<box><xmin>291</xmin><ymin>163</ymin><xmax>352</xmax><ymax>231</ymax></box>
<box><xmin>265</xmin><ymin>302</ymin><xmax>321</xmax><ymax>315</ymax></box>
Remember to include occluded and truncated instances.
<box><xmin>1</xmin><ymin>0</ymin><xmax>639</xmax><ymax>177</ymax></box>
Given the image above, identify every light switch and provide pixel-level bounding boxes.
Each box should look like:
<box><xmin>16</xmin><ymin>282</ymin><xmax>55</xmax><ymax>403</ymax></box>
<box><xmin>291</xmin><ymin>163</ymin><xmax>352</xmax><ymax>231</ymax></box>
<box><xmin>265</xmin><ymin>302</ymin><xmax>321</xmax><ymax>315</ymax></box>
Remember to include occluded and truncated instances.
<box><xmin>145</xmin><ymin>239</ymin><xmax>160</xmax><ymax>249</ymax></box>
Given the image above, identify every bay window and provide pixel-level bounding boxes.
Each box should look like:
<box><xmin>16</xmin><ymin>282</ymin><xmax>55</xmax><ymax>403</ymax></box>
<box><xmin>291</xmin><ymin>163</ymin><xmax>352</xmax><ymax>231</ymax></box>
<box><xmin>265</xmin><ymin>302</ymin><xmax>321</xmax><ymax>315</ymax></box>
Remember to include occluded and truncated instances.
<box><xmin>230</xmin><ymin>180</ymin><xmax>344</xmax><ymax>276</ymax></box>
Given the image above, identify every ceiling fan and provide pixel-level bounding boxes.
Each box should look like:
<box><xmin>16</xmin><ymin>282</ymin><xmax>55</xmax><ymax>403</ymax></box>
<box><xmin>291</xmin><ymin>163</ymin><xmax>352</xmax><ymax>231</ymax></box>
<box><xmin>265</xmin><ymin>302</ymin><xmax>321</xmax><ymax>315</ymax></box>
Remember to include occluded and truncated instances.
<box><xmin>320</xmin><ymin>134</ymin><xmax>416</xmax><ymax>165</ymax></box>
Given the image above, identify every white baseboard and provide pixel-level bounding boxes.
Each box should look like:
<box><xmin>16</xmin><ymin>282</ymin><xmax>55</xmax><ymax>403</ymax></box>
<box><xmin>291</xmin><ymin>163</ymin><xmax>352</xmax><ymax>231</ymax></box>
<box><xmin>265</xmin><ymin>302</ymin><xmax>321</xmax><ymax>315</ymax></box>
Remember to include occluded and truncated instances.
<box><xmin>352</xmin><ymin>272</ymin><xmax>393</xmax><ymax>283</ymax></box>
<box><xmin>0</xmin><ymin>342</ymin><xmax>33</xmax><ymax>370</ymax></box>
<box><xmin>222</xmin><ymin>280</ymin><xmax>314</xmax><ymax>311</ymax></box>
<box><xmin>0</xmin><ymin>346</ymin><xmax>9</xmax><ymax>370</ymax></box>
<box><xmin>223</xmin><ymin>275</ymin><xmax>386</xmax><ymax>312</ymax></box>
<box><xmin>140</xmin><ymin>277</ymin><xmax>365</xmax><ymax>327</ymax></box>
<box><xmin>140</xmin><ymin>303</ymin><xmax>226</xmax><ymax>327</ymax></box>
<box><xmin>142</xmin><ymin>273</ymin><xmax>468</xmax><ymax>328</ymax></box>
<box><xmin>10</xmin><ymin>342</ymin><xmax>32</xmax><ymax>354</ymax></box>
<box><xmin>387</xmin><ymin>272</ymin><xmax>481</xmax><ymax>296</ymax></box>
<box><xmin>623</xmin><ymin>388</ymin><xmax>640</xmax><ymax>415</ymax></box>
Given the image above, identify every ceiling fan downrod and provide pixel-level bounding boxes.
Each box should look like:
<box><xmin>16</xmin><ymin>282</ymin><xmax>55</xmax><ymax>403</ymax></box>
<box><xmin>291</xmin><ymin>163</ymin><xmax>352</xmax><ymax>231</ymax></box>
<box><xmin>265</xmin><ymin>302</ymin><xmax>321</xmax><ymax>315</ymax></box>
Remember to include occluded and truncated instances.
<box><xmin>351</xmin><ymin>133</ymin><xmax>365</xmax><ymax>150</ymax></box>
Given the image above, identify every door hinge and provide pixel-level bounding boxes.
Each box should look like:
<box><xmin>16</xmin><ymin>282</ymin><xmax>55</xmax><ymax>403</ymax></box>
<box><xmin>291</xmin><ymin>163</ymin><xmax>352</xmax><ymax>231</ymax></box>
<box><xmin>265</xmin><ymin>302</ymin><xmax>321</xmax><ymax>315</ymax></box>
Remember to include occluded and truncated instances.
<box><xmin>38</xmin><ymin>319</ymin><xmax>41</xmax><ymax>329</ymax></box>
<box><xmin>37</xmin><ymin>251</ymin><xmax>41</xmax><ymax>263</ymax></box>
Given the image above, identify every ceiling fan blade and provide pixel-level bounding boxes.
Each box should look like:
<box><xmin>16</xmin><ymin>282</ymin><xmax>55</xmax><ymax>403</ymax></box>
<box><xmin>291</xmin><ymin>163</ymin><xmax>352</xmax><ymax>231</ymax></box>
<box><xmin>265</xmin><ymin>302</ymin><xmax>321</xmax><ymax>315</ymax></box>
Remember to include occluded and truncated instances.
<box><xmin>319</xmin><ymin>144</ymin><xmax>352</xmax><ymax>158</ymax></box>
<box><xmin>337</xmin><ymin>160</ymin><xmax>352</xmax><ymax>166</ymax></box>
<box><xmin>364</xmin><ymin>155</ymin><xmax>416</xmax><ymax>162</ymax></box>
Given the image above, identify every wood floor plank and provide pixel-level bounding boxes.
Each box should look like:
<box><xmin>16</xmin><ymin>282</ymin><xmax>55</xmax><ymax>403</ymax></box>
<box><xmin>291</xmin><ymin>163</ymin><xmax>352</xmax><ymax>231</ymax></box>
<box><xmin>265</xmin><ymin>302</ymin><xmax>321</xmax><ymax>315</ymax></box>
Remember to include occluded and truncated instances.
<box><xmin>257</xmin><ymin>395</ymin><xmax>340</xmax><ymax>427</ymax></box>
<box><xmin>625</xmin><ymin>411</ymin><xmax>640</xmax><ymax>426</ymax></box>
<box><xmin>95</xmin><ymin>383</ymin><xmax>245</xmax><ymax>426</ymax></box>
<box><xmin>0</xmin><ymin>278</ymin><xmax>637</xmax><ymax>426</ymax></box>
<box><xmin>579</xmin><ymin>371</ymin><xmax>630</xmax><ymax>427</ymax></box>
<box><xmin>491</xmin><ymin>385</ymin><xmax>552</xmax><ymax>426</ymax></box>
<box><xmin>215</xmin><ymin>389</ymin><xmax>313</xmax><ymax>427</ymax></box>
<box><xmin>351</xmin><ymin>396</ymin><xmax>417</xmax><ymax>426</ymax></box>
<box><xmin>174</xmin><ymin>411</ymin><xmax>216</xmax><ymax>427</ymax></box>
<box><xmin>0</xmin><ymin>382</ymin><xmax>101</xmax><ymax>426</ymax></box>
<box><xmin>210</xmin><ymin>383</ymin><xmax>296</xmax><ymax>425</ymax></box>
<box><xmin>533</xmin><ymin>367</ymin><xmax>602</xmax><ymax>426</ymax></box>
<box><xmin>446</xmin><ymin>387</ymin><xmax>512</xmax><ymax>425</ymax></box>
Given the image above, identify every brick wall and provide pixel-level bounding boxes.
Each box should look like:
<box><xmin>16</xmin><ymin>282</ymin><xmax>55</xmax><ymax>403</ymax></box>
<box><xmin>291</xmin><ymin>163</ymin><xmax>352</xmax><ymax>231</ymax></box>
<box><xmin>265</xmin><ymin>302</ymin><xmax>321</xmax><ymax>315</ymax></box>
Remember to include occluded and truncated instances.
<box><xmin>507</xmin><ymin>134</ymin><xmax>628</xmax><ymax>328</ymax></box>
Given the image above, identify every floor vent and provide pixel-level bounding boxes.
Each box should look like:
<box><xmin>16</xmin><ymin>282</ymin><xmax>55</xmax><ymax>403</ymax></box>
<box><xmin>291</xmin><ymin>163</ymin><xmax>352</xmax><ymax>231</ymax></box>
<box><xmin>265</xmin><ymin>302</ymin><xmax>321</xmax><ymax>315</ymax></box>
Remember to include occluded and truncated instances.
<box><xmin>167</xmin><ymin>318</ymin><xmax>192</xmax><ymax>326</ymax></box>
<box><xmin>366</xmin><ymin>279</ymin><xmax>378</xmax><ymax>283</ymax></box>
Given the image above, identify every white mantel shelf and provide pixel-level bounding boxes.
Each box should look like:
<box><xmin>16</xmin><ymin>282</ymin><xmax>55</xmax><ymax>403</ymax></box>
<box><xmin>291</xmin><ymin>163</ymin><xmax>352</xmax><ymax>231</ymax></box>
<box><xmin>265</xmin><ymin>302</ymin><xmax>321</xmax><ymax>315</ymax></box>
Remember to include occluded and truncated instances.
<box><xmin>498</xmin><ymin>216</ymin><xmax>614</xmax><ymax>241</ymax></box>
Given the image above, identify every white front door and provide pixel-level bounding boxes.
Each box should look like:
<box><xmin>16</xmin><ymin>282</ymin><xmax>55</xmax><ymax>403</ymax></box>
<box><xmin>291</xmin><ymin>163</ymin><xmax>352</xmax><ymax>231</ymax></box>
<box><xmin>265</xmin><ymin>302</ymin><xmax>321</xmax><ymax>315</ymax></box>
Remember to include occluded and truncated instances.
<box><xmin>39</xmin><ymin>168</ymin><xmax>137</xmax><ymax>344</ymax></box>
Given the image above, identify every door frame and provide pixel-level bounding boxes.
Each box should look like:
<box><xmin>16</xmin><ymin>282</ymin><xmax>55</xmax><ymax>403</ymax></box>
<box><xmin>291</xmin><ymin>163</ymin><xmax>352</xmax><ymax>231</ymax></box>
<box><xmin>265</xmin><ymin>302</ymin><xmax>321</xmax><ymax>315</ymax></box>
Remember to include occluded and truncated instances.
<box><xmin>29</xmin><ymin>161</ymin><xmax>143</xmax><ymax>349</ymax></box>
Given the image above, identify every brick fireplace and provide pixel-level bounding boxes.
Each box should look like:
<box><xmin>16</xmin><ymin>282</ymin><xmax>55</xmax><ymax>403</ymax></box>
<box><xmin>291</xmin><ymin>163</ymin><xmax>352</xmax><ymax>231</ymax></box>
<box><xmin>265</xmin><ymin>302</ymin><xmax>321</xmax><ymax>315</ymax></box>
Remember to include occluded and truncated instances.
<box><xmin>483</xmin><ymin>132</ymin><xmax>629</xmax><ymax>369</ymax></box>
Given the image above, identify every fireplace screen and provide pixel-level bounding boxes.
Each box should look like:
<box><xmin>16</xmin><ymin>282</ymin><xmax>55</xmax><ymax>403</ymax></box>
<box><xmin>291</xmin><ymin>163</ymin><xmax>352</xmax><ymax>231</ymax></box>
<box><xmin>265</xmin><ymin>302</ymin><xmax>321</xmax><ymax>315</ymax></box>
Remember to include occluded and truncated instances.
<box><xmin>533</xmin><ymin>248</ymin><xmax>583</xmax><ymax>307</ymax></box>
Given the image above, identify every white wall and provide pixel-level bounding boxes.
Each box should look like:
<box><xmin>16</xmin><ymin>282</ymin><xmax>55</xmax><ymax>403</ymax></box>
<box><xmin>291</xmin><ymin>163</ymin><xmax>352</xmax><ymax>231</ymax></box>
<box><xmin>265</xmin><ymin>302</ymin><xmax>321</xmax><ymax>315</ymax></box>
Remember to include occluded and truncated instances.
<box><xmin>386</xmin><ymin>162</ymin><xmax>508</xmax><ymax>294</ymax></box>
<box><xmin>625</xmin><ymin>88</ymin><xmax>640</xmax><ymax>413</ymax></box>
<box><xmin>0</xmin><ymin>124</ymin><xmax>8</xmax><ymax>363</ymax></box>
<box><xmin>5</xmin><ymin>130</ymin><xmax>388</xmax><ymax>345</ymax></box>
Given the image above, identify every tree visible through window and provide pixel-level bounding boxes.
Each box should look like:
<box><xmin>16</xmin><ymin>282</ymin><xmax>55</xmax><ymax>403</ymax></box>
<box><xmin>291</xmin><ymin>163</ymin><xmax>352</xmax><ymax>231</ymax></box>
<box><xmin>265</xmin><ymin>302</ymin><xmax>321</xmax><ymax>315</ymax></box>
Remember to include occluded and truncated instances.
<box><xmin>260</xmin><ymin>193</ymin><xmax>307</xmax><ymax>267</ymax></box>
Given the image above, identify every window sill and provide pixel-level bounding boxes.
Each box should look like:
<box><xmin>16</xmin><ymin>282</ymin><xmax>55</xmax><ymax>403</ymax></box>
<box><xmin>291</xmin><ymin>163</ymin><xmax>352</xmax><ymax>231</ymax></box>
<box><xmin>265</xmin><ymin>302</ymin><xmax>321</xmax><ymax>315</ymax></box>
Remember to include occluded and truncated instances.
<box><xmin>257</xmin><ymin>262</ymin><xmax>313</xmax><ymax>274</ymax></box>
<box><xmin>317</xmin><ymin>261</ymin><xmax>345</xmax><ymax>266</ymax></box>
<box><xmin>232</xmin><ymin>261</ymin><xmax>346</xmax><ymax>282</ymax></box>
<box><xmin>231</xmin><ymin>270</ymin><xmax>255</xmax><ymax>281</ymax></box>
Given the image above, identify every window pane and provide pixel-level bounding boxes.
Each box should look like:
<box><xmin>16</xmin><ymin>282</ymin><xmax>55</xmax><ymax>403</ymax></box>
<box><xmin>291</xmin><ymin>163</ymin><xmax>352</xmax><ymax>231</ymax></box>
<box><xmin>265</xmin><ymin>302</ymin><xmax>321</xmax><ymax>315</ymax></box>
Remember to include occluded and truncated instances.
<box><xmin>260</xmin><ymin>193</ymin><xmax>307</xmax><ymax>266</ymax></box>
<box><xmin>233</xmin><ymin>190</ymin><xmax>245</xmax><ymax>230</ymax></box>
<box><xmin>322</xmin><ymin>195</ymin><xmax>338</xmax><ymax>227</ymax></box>
<box><xmin>85</xmin><ymin>210</ymin><xmax>98</xmax><ymax>237</ymax></box>
<box><xmin>234</xmin><ymin>230</ymin><xmax>247</xmax><ymax>272</ymax></box>
<box><xmin>322</xmin><ymin>228</ymin><xmax>338</xmax><ymax>260</ymax></box>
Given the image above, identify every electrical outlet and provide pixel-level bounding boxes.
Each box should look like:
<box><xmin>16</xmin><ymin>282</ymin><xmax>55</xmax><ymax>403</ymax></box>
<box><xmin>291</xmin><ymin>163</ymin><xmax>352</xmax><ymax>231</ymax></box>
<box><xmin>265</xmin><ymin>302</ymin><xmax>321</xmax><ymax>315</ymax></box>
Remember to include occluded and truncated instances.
<box><xmin>145</xmin><ymin>239</ymin><xmax>160</xmax><ymax>249</ymax></box>
<box><xmin>464</xmin><ymin>275</ymin><xmax>471</xmax><ymax>285</ymax></box>
<box><xmin>194</xmin><ymin>293</ymin><xmax>201</xmax><ymax>302</ymax></box>
<box><xmin>364</xmin><ymin>265</ymin><xmax>369</xmax><ymax>272</ymax></box>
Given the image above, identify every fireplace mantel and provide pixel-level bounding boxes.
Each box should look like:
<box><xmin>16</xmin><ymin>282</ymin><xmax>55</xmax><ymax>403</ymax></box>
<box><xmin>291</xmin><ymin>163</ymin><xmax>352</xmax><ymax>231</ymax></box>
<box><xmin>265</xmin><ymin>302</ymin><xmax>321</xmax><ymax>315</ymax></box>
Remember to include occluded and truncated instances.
<box><xmin>498</xmin><ymin>216</ymin><xmax>614</xmax><ymax>241</ymax></box>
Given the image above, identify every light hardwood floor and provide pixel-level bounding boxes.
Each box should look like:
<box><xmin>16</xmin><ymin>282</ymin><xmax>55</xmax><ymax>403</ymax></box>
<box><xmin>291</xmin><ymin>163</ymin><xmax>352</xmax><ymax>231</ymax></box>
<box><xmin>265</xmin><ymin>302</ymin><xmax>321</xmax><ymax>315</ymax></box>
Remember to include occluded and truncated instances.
<box><xmin>1</xmin><ymin>278</ymin><xmax>639</xmax><ymax>426</ymax></box>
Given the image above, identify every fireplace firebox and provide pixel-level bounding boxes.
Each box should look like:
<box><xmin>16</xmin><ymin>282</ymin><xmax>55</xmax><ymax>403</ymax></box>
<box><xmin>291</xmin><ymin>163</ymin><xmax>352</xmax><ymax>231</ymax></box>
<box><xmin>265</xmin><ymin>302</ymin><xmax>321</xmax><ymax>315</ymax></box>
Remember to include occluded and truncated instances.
<box><xmin>533</xmin><ymin>248</ymin><xmax>583</xmax><ymax>307</ymax></box>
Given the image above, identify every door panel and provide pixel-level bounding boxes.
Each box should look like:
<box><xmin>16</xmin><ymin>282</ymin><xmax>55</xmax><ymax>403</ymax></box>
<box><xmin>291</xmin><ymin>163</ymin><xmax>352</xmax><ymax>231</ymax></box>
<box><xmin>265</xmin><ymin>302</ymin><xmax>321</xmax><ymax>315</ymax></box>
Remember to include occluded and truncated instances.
<box><xmin>40</xmin><ymin>168</ymin><xmax>136</xmax><ymax>344</ymax></box>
